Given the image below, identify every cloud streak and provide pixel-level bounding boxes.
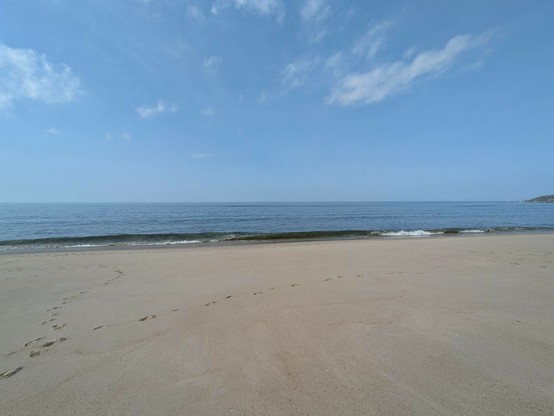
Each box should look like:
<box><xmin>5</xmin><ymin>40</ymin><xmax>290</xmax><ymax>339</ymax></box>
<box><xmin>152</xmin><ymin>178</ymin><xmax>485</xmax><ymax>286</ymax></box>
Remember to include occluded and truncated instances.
<box><xmin>0</xmin><ymin>43</ymin><xmax>81</xmax><ymax>109</ymax></box>
<box><xmin>136</xmin><ymin>100</ymin><xmax>177</xmax><ymax>118</ymax></box>
<box><xmin>300</xmin><ymin>0</ymin><xmax>332</xmax><ymax>42</ymax></box>
<box><xmin>191</xmin><ymin>152</ymin><xmax>215</xmax><ymax>159</ymax></box>
<box><xmin>211</xmin><ymin>0</ymin><xmax>284</xmax><ymax>20</ymax></box>
<box><xmin>327</xmin><ymin>32</ymin><xmax>491</xmax><ymax>106</ymax></box>
<box><xmin>352</xmin><ymin>21</ymin><xmax>391</xmax><ymax>60</ymax></box>
<box><xmin>281</xmin><ymin>57</ymin><xmax>318</xmax><ymax>92</ymax></box>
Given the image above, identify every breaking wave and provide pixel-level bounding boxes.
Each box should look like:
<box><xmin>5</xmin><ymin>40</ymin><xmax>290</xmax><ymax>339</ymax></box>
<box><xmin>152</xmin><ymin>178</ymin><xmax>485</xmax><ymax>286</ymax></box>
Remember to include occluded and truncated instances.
<box><xmin>1</xmin><ymin>227</ymin><xmax>552</xmax><ymax>250</ymax></box>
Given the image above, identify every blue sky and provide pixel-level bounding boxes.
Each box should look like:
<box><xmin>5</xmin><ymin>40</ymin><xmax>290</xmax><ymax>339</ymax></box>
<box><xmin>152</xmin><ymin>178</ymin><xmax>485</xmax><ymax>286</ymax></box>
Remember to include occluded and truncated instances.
<box><xmin>1</xmin><ymin>0</ymin><xmax>553</xmax><ymax>202</ymax></box>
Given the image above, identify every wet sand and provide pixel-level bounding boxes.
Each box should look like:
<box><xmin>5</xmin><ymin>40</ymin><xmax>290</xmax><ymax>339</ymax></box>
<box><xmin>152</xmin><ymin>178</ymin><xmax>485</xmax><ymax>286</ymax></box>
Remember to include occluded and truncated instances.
<box><xmin>1</xmin><ymin>234</ymin><xmax>553</xmax><ymax>415</ymax></box>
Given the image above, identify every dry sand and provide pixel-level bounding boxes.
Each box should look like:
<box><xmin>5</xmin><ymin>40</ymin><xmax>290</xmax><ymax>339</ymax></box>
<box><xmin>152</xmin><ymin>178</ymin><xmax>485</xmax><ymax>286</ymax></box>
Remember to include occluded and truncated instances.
<box><xmin>1</xmin><ymin>234</ymin><xmax>553</xmax><ymax>415</ymax></box>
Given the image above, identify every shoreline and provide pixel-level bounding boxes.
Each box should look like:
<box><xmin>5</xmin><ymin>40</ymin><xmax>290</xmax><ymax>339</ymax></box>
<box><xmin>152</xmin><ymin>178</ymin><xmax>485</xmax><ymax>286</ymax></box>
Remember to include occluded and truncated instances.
<box><xmin>2</xmin><ymin>228</ymin><xmax>554</xmax><ymax>255</ymax></box>
<box><xmin>1</xmin><ymin>233</ymin><xmax>553</xmax><ymax>415</ymax></box>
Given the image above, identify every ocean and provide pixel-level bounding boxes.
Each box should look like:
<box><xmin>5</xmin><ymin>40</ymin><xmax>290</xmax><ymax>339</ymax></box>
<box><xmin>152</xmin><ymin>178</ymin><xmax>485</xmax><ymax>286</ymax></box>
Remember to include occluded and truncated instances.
<box><xmin>1</xmin><ymin>202</ymin><xmax>553</xmax><ymax>250</ymax></box>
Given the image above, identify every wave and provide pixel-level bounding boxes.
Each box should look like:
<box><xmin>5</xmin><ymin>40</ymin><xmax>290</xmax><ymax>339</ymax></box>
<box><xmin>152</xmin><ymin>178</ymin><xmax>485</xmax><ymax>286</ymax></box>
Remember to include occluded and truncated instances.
<box><xmin>1</xmin><ymin>227</ymin><xmax>553</xmax><ymax>250</ymax></box>
<box><xmin>380</xmin><ymin>230</ymin><xmax>443</xmax><ymax>237</ymax></box>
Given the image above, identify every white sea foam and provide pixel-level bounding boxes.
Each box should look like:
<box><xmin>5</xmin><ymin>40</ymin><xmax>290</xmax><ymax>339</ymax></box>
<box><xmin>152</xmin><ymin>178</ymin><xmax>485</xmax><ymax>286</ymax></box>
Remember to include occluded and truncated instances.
<box><xmin>381</xmin><ymin>230</ymin><xmax>443</xmax><ymax>237</ymax></box>
<box><xmin>459</xmin><ymin>229</ymin><xmax>485</xmax><ymax>233</ymax></box>
<box><xmin>127</xmin><ymin>240</ymin><xmax>201</xmax><ymax>246</ymax></box>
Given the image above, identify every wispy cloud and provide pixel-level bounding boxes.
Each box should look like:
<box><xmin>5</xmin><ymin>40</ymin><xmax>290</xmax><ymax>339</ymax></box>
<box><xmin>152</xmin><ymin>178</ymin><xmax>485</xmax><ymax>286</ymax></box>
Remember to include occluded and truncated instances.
<box><xmin>327</xmin><ymin>32</ymin><xmax>492</xmax><ymax>106</ymax></box>
<box><xmin>135</xmin><ymin>0</ymin><xmax>162</xmax><ymax>19</ymax></box>
<box><xmin>203</xmin><ymin>55</ymin><xmax>222</xmax><ymax>75</ymax></box>
<box><xmin>324</xmin><ymin>52</ymin><xmax>345</xmax><ymax>77</ymax></box>
<box><xmin>187</xmin><ymin>4</ymin><xmax>205</xmax><ymax>21</ymax></box>
<box><xmin>105</xmin><ymin>131</ymin><xmax>133</xmax><ymax>142</ymax></box>
<box><xmin>165</xmin><ymin>39</ymin><xmax>189</xmax><ymax>58</ymax></box>
<box><xmin>211</xmin><ymin>0</ymin><xmax>284</xmax><ymax>20</ymax></box>
<box><xmin>191</xmin><ymin>152</ymin><xmax>215</xmax><ymax>159</ymax></box>
<box><xmin>0</xmin><ymin>43</ymin><xmax>81</xmax><ymax>109</ymax></box>
<box><xmin>136</xmin><ymin>100</ymin><xmax>177</xmax><ymax>119</ymax></box>
<box><xmin>352</xmin><ymin>21</ymin><xmax>391</xmax><ymax>60</ymax></box>
<box><xmin>258</xmin><ymin>89</ymin><xmax>269</xmax><ymax>104</ymax></box>
<box><xmin>281</xmin><ymin>56</ymin><xmax>319</xmax><ymax>92</ymax></box>
<box><xmin>300</xmin><ymin>0</ymin><xmax>330</xmax><ymax>21</ymax></box>
<box><xmin>46</xmin><ymin>127</ymin><xmax>59</xmax><ymax>135</ymax></box>
<box><xmin>300</xmin><ymin>0</ymin><xmax>331</xmax><ymax>42</ymax></box>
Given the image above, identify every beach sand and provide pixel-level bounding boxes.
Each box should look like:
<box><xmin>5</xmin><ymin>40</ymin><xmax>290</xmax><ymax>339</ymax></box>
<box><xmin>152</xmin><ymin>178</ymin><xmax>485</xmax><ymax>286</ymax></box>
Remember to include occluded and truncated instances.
<box><xmin>1</xmin><ymin>234</ymin><xmax>553</xmax><ymax>415</ymax></box>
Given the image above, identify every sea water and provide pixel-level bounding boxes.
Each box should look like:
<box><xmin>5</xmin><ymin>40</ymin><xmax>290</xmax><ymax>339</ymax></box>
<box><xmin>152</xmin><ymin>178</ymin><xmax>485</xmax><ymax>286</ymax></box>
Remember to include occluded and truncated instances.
<box><xmin>1</xmin><ymin>202</ymin><xmax>553</xmax><ymax>249</ymax></box>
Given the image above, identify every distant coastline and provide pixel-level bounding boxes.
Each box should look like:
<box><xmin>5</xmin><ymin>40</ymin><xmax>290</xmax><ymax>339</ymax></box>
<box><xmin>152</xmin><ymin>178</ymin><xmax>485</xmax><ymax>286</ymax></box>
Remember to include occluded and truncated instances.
<box><xmin>525</xmin><ymin>194</ymin><xmax>554</xmax><ymax>203</ymax></box>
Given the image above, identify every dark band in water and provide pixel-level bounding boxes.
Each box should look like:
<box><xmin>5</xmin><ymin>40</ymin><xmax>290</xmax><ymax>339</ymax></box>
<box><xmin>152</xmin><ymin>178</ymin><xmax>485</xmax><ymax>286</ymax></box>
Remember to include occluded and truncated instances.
<box><xmin>1</xmin><ymin>227</ymin><xmax>553</xmax><ymax>250</ymax></box>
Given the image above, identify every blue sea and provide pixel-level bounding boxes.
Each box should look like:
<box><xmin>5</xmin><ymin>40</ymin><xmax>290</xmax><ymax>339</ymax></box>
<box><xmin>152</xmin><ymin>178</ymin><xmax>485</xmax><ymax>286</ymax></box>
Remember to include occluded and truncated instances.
<box><xmin>1</xmin><ymin>202</ymin><xmax>553</xmax><ymax>250</ymax></box>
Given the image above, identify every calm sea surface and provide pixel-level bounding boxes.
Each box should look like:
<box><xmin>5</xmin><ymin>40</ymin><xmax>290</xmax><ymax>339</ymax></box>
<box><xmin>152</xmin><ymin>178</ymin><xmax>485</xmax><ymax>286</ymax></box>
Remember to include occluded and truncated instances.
<box><xmin>1</xmin><ymin>202</ymin><xmax>553</xmax><ymax>249</ymax></box>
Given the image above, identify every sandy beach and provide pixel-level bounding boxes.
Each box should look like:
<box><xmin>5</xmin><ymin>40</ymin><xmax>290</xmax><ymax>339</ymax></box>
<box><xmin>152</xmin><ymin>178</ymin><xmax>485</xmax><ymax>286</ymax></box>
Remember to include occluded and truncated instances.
<box><xmin>1</xmin><ymin>234</ymin><xmax>553</xmax><ymax>415</ymax></box>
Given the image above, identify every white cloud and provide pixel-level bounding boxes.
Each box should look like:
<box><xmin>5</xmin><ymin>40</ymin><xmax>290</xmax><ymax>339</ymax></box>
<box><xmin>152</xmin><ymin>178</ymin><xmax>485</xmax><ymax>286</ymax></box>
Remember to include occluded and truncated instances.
<box><xmin>325</xmin><ymin>52</ymin><xmax>345</xmax><ymax>76</ymax></box>
<box><xmin>191</xmin><ymin>152</ymin><xmax>214</xmax><ymax>159</ymax></box>
<box><xmin>282</xmin><ymin>57</ymin><xmax>318</xmax><ymax>91</ymax></box>
<box><xmin>300</xmin><ymin>0</ymin><xmax>331</xmax><ymax>42</ymax></box>
<box><xmin>203</xmin><ymin>55</ymin><xmax>222</xmax><ymax>75</ymax></box>
<box><xmin>327</xmin><ymin>33</ymin><xmax>491</xmax><ymax>106</ymax></box>
<box><xmin>0</xmin><ymin>43</ymin><xmax>81</xmax><ymax>109</ymax></box>
<box><xmin>211</xmin><ymin>0</ymin><xmax>284</xmax><ymax>20</ymax></box>
<box><xmin>122</xmin><ymin>132</ymin><xmax>132</xmax><ymax>141</ymax></box>
<box><xmin>300</xmin><ymin>0</ymin><xmax>330</xmax><ymax>21</ymax></box>
<box><xmin>136</xmin><ymin>100</ymin><xmax>177</xmax><ymax>118</ymax></box>
<box><xmin>201</xmin><ymin>107</ymin><xmax>215</xmax><ymax>116</ymax></box>
<box><xmin>46</xmin><ymin>127</ymin><xmax>59</xmax><ymax>135</ymax></box>
<box><xmin>352</xmin><ymin>21</ymin><xmax>391</xmax><ymax>60</ymax></box>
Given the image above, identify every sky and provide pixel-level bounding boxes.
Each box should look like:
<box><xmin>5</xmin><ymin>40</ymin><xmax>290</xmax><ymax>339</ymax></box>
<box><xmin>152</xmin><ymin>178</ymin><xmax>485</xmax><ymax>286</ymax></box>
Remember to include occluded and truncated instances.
<box><xmin>1</xmin><ymin>0</ymin><xmax>553</xmax><ymax>202</ymax></box>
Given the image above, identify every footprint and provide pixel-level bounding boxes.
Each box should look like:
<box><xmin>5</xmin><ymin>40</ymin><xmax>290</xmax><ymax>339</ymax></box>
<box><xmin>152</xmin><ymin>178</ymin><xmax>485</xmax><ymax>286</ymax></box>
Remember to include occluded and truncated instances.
<box><xmin>79</xmin><ymin>291</ymin><xmax>87</xmax><ymax>294</ymax></box>
<box><xmin>47</xmin><ymin>306</ymin><xmax>60</xmax><ymax>312</ymax></box>
<box><xmin>139</xmin><ymin>315</ymin><xmax>156</xmax><ymax>322</ymax></box>
<box><xmin>42</xmin><ymin>318</ymin><xmax>57</xmax><ymax>326</ymax></box>
<box><xmin>41</xmin><ymin>338</ymin><xmax>67</xmax><ymax>348</ymax></box>
<box><xmin>226</xmin><ymin>295</ymin><xmax>233</xmax><ymax>299</ymax></box>
<box><xmin>253</xmin><ymin>292</ymin><xmax>262</xmax><ymax>295</ymax></box>
<box><xmin>337</xmin><ymin>275</ymin><xmax>342</xmax><ymax>279</ymax></box>
<box><xmin>61</xmin><ymin>300</ymin><xmax>71</xmax><ymax>305</ymax></box>
<box><xmin>24</xmin><ymin>337</ymin><xmax>45</xmax><ymax>348</ymax></box>
<box><xmin>205</xmin><ymin>301</ymin><xmax>216</xmax><ymax>306</ymax></box>
<box><xmin>52</xmin><ymin>324</ymin><xmax>66</xmax><ymax>330</ymax></box>
<box><xmin>29</xmin><ymin>350</ymin><xmax>41</xmax><ymax>358</ymax></box>
<box><xmin>0</xmin><ymin>367</ymin><xmax>22</xmax><ymax>379</ymax></box>
<box><xmin>290</xmin><ymin>284</ymin><xmax>299</xmax><ymax>287</ymax></box>
<box><xmin>93</xmin><ymin>325</ymin><xmax>104</xmax><ymax>330</ymax></box>
<box><xmin>172</xmin><ymin>309</ymin><xmax>179</xmax><ymax>312</ymax></box>
<box><xmin>325</xmin><ymin>278</ymin><xmax>333</xmax><ymax>282</ymax></box>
